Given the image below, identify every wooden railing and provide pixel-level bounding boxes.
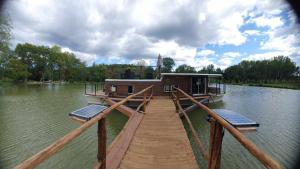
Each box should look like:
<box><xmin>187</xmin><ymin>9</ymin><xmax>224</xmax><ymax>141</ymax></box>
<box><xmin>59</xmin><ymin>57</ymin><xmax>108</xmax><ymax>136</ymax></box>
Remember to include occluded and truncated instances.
<box><xmin>15</xmin><ymin>85</ymin><xmax>154</xmax><ymax>169</ymax></box>
<box><xmin>171</xmin><ymin>87</ymin><xmax>283</xmax><ymax>169</ymax></box>
<box><xmin>85</xmin><ymin>82</ymin><xmax>105</xmax><ymax>96</ymax></box>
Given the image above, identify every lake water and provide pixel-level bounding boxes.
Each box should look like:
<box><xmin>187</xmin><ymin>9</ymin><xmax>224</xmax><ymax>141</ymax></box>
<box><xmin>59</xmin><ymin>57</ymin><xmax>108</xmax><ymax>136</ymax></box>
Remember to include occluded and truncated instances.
<box><xmin>0</xmin><ymin>84</ymin><xmax>299</xmax><ymax>169</ymax></box>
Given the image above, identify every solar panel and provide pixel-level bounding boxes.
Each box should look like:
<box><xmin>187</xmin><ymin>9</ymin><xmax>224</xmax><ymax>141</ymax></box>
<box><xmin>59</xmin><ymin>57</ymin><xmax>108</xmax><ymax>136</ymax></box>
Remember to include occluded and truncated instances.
<box><xmin>69</xmin><ymin>104</ymin><xmax>107</xmax><ymax>121</ymax></box>
<box><xmin>212</xmin><ymin>109</ymin><xmax>259</xmax><ymax>128</ymax></box>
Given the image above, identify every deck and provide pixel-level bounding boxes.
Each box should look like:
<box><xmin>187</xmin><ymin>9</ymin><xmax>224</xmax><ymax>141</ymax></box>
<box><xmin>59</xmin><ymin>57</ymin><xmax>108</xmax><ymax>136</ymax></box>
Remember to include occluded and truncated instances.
<box><xmin>118</xmin><ymin>98</ymin><xmax>198</xmax><ymax>169</ymax></box>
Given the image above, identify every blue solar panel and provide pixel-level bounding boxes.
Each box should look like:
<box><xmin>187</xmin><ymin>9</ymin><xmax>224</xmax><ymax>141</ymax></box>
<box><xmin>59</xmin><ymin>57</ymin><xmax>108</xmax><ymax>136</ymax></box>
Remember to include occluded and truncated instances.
<box><xmin>69</xmin><ymin>104</ymin><xmax>107</xmax><ymax>121</ymax></box>
<box><xmin>212</xmin><ymin>109</ymin><xmax>259</xmax><ymax>127</ymax></box>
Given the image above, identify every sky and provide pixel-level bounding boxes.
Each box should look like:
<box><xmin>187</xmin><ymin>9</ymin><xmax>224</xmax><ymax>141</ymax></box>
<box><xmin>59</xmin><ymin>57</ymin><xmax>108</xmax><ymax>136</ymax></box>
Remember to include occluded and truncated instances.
<box><xmin>3</xmin><ymin>0</ymin><xmax>300</xmax><ymax>69</ymax></box>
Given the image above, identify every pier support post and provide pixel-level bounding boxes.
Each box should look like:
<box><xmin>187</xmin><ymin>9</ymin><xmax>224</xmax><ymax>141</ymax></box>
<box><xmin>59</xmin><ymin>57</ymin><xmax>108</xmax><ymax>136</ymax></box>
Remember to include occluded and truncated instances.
<box><xmin>208</xmin><ymin>119</ymin><xmax>224</xmax><ymax>169</ymax></box>
<box><xmin>97</xmin><ymin>118</ymin><xmax>106</xmax><ymax>169</ymax></box>
<box><xmin>143</xmin><ymin>92</ymin><xmax>146</xmax><ymax>112</ymax></box>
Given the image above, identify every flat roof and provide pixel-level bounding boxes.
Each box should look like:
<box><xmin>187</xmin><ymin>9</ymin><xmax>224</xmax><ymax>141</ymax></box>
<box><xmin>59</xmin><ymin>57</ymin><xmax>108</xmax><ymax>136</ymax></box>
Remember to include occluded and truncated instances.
<box><xmin>161</xmin><ymin>73</ymin><xmax>222</xmax><ymax>77</ymax></box>
<box><xmin>105</xmin><ymin>79</ymin><xmax>161</xmax><ymax>82</ymax></box>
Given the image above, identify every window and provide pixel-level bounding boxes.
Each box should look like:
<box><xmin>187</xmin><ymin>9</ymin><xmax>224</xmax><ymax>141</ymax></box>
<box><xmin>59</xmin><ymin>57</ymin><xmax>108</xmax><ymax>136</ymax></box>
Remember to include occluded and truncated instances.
<box><xmin>128</xmin><ymin>86</ymin><xmax>134</xmax><ymax>94</ymax></box>
<box><xmin>111</xmin><ymin>85</ymin><xmax>116</xmax><ymax>92</ymax></box>
<box><xmin>164</xmin><ymin>85</ymin><xmax>172</xmax><ymax>92</ymax></box>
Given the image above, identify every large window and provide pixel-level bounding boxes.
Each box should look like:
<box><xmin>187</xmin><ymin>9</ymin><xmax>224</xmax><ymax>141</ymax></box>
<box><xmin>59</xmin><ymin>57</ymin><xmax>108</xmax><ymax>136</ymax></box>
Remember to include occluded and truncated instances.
<box><xmin>111</xmin><ymin>85</ymin><xmax>117</xmax><ymax>92</ymax></box>
<box><xmin>164</xmin><ymin>85</ymin><xmax>172</xmax><ymax>92</ymax></box>
<box><xmin>128</xmin><ymin>86</ymin><xmax>134</xmax><ymax>94</ymax></box>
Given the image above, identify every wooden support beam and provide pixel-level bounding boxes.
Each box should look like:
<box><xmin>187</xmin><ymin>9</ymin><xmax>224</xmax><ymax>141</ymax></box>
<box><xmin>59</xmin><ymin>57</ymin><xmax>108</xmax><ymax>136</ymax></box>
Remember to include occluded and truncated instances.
<box><xmin>97</xmin><ymin>118</ymin><xmax>106</xmax><ymax>169</ymax></box>
<box><xmin>208</xmin><ymin>119</ymin><xmax>223</xmax><ymax>169</ymax></box>
<box><xmin>143</xmin><ymin>92</ymin><xmax>146</xmax><ymax>112</ymax></box>
<box><xmin>105</xmin><ymin>98</ymin><xmax>135</xmax><ymax>117</ymax></box>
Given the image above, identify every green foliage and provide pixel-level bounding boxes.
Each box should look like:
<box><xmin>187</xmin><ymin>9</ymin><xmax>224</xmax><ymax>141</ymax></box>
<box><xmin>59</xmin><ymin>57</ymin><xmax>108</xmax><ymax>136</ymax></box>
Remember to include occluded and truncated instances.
<box><xmin>198</xmin><ymin>64</ymin><xmax>219</xmax><ymax>74</ymax></box>
<box><xmin>6</xmin><ymin>58</ymin><xmax>31</xmax><ymax>81</ymax></box>
<box><xmin>162</xmin><ymin>57</ymin><xmax>175</xmax><ymax>73</ymax></box>
<box><xmin>224</xmin><ymin>56</ymin><xmax>297</xmax><ymax>83</ymax></box>
<box><xmin>144</xmin><ymin>66</ymin><xmax>154</xmax><ymax>79</ymax></box>
<box><xmin>12</xmin><ymin>43</ymin><xmax>86</xmax><ymax>82</ymax></box>
<box><xmin>0</xmin><ymin>14</ymin><xmax>12</xmax><ymax>79</ymax></box>
<box><xmin>175</xmin><ymin>64</ymin><xmax>196</xmax><ymax>73</ymax></box>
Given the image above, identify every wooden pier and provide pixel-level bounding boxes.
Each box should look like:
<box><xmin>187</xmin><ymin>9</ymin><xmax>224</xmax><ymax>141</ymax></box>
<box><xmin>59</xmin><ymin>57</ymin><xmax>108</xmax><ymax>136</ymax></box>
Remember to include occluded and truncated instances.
<box><xmin>15</xmin><ymin>85</ymin><xmax>283</xmax><ymax>169</ymax></box>
<box><xmin>119</xmin><ymin>98</ymin><xmax>198</xmax><ymax>169</ymax></box>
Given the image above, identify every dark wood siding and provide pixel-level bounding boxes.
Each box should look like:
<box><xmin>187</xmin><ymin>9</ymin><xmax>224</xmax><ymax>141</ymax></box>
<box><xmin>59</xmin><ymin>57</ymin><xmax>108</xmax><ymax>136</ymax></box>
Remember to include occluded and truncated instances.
<box><xmin>104</xmin><ymin>75</ymin><xmax>209</xmax><ymax>97</ymax></box>
<box><xmin>105</xmin><ymin>81</ymin><xmax>162</xmax><ymax>96</ymax></box>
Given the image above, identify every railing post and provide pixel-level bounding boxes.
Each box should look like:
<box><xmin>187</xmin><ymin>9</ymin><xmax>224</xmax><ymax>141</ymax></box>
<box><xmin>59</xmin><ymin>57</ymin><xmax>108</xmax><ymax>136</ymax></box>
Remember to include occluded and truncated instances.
<box><xmin>85</xmin><ymin>83</ymin><xmax>87</xmax><ymax>95</ymax></box>
<box><xmin>218</xmin><ymin>79</ymin><xmax>221</xmax><ymax>94</ymax></box>
<box><xmin>143</xmin><ymin>92</ymin><xmax>146</xmax><ymax>112</ymax></box>
<box><xmin>95</xmin><ymin>84</ymin><xmax>97</xmax><ymax>96</ymax></box>
<box><xmin>208</xmin><ymin>119</ymin><xmax>223</xmax><ymax>169</ymax></box>
<box><xmin>97</xmin><ymin>118</ymin><xmax>106</xmax><ymax>169</ymax></box>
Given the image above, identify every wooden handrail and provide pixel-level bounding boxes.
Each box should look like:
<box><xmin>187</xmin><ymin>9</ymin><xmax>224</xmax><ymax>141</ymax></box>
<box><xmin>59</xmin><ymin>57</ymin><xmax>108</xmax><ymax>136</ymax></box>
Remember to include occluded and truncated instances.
<box><xmin>15</xmin><ymin>85</ymin><xmax>153</xmax><ymax>169</ymax></box>
<box><xmin>136</xmin><ymin>92</ymin><xmax>153</xmax><ymax>112</ymax></box>
<box><xmin>173</xmin><ymin>87</ymin><xmax>283</xmax><ymax>169</ymax></box>
<box><xmin>173</xmin><ymin>95</ymin><xmax>209</xmax><ymax>161</ymax></box>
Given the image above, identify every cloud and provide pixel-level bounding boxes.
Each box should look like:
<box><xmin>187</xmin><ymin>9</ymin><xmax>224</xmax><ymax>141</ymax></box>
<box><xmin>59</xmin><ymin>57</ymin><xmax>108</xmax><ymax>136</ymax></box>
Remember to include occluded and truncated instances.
<box><xmin>215</xmin><ymin>52</ymin><xmax>242</xmax><ymax>69</ymax></box>
<box><xmin>250</xmin><ymin>15</ymin><xmax>284</xmax><ymax>29</ymax></box>
<box><xmin>3</xmin><ymin>0</ymin><xmax>299</xmax><ymax>68</ymax></box>
<box><xmin>243</xmin><ymin>52</ymin><xmax>285</xmax><ymax>61</ymax></box>
<box><xmin>196</xmin><ymin>49</ymin><xmax>215</xmax><ymax>57</ymax></box>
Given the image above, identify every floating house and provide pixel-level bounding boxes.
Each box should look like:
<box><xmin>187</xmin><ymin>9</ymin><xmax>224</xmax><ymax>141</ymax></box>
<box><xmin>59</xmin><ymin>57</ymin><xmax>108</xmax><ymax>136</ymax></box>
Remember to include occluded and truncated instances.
<box><xmin>85</xmin><ymin>55</ymin><xmax>225</xmax><ymax>106</ymax></box>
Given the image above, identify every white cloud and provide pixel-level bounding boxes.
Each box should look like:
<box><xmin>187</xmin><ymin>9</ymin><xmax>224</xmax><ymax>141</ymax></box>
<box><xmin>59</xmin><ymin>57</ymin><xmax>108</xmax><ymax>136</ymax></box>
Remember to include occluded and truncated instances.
<box><xmin>196</xmin><ymin>49</ymin><xmax>215</xmax><ymax>57</ymax></box>
<box><xmin>243</xmin><ymin>52</ymin><xmax>284</xmax><ymax>61</ymax></box>
<box><xmin>62</xmin><ymin>47</ymin><xmax>97</xmax><ymax>65</ymax></box>
<box><xmin>215</xmin><ymin>52</ymin><xmax>242</xmax><ymax>69</ymax></box>
<box><xmin>250</xmin><ymin>15</ymin><xmax>284</xmax><ymax>29</ymax></box>
<box><xmin>261</xmin><ymin>34</ymin><xmax>298</xmax><ymax>51</ymax></box>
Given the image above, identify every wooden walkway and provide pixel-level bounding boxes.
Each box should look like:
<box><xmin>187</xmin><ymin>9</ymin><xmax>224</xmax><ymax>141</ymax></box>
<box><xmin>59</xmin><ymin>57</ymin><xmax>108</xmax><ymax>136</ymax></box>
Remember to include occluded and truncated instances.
<box><xmin>118</xmin><ymin>98</ymin><xmax>199</xmax><ymax>169</ymax></box>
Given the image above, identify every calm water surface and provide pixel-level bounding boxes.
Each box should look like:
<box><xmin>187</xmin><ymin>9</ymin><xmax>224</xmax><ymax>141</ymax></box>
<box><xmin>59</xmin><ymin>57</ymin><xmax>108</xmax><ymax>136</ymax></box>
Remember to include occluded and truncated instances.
<box><xmin>0</xmin><ymin>84</ymin><xmax>127</xmax><ymax>169</ymax></box>
<box><xmin>186</xmin><ymin>85</ymin><xmax>300</xmax><ymax>169</ymax></box>
<box><xmin>0</xmin><ymin>84</ymin><xmax>299</xmax><ymax>168</ymax></box>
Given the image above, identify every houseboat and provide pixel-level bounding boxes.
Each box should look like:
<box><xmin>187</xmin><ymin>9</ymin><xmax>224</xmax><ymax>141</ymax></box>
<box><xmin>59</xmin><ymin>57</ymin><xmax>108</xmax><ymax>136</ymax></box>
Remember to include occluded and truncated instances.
<box><xmin>85</xmin><ymin>56</ymin><xmax>225</xmax><ymax>107</ymax></box>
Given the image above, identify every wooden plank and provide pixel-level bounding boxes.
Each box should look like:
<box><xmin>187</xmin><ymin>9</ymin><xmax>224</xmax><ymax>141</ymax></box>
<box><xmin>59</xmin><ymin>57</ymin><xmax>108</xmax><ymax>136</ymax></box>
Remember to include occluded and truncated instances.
<box><xmin>118</xmin><ymin>98</ymin><xmax>199</xmax><ymax>169</ymax></box>
<box><xmin>105</xmin><ymin>113</ymin><xmax>144</xmax><ymax>169</ymax></box>
<box><xmin>70</xmin><ymin>116</ymin><xmax>86</xmax><ymax>124</ymax></box>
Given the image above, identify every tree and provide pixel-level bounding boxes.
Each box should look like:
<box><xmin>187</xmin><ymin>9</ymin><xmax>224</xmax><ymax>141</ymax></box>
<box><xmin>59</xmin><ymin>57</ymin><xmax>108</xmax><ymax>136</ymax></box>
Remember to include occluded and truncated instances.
<box><xmin>144</xmin><ymin>66</ymin><xmax>154</xmax><ymax>79</ymax></box>
<box><xmin>0</xmin><ymin>14</ymin><xmax>12</xmax><ymax>79</ymax></box>
<box><xmin>175</xmin><ymin>64</ymin><xmax>196</xmax><ymax>73</ymax></box>
<box><xmin>6</xmin><ymin>58</ymin><xmax>31</xmax><ymax>81</ymax></box>
<box><xmin>162</xmin><ymin>57</ymin><xmax>175</xmax><ymax>73</ymax></box>
<box><xmin>215</xmin><ymin>68</ymin><xmax>222</xmax><ymax>74</ymax></box>
<box><xmin>135</xmin><ymin>59</ymin><xmax>147</xmax><ymax>78</ymax></box>
<box><xmin>223</xmin><ymin>56</ymin><xmax>297</xmax><ymax>83</ymax></box>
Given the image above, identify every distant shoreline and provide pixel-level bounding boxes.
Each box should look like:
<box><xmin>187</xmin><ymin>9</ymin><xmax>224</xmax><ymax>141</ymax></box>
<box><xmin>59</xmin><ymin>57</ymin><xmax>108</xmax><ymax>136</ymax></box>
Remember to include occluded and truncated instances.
<box><xmin>2</xmin><ymin>80</ymin><xmax>300</xmax><ymax>90</ymax></box>
<box><xmin>226</xmin><ymin>82</ymin><xmax>300</xmax><ymax>90</ymax></box>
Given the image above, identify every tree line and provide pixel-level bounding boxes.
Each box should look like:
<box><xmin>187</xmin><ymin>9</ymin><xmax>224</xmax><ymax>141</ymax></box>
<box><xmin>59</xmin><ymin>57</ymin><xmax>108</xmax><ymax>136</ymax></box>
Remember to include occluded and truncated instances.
<box><xmin>223</xmin><ymin>56</ymin><xmax>299</xmax><ymax>83</ymax></box>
